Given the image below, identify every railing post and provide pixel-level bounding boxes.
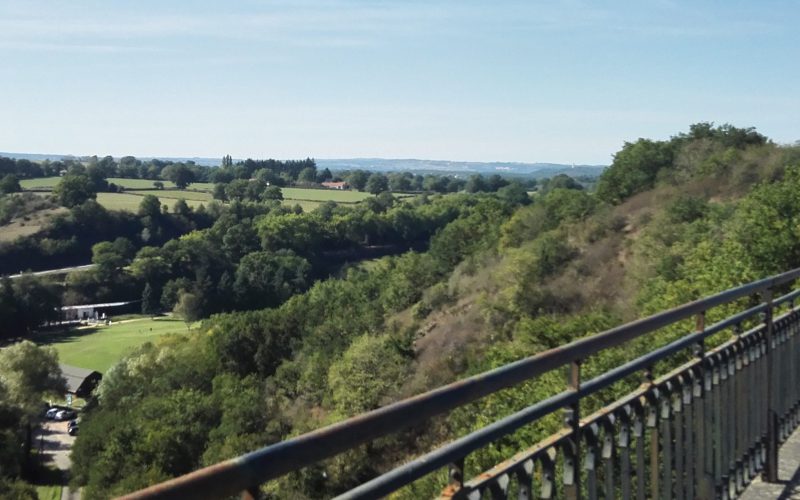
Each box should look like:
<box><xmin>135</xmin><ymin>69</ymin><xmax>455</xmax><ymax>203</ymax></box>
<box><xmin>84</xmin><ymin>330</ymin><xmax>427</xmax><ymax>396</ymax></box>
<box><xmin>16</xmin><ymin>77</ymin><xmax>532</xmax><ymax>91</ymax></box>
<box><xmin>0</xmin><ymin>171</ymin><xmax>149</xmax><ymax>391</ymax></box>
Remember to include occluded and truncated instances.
<box><xmin>564</xmin><ymin>359</ymin><xmax>582</xmax><ymax>500</ymax></box>
<box><xmin>763</xmin><ymin>289</ymin><xmax>779</xmax><ymax>483</ymax></box>
<box><xmin>693</xmin><ymin>311</ymin><xmax>714</xmax><ymax>498</ymax></box>
<box><xmin>448</xmin><ymin>457</ymin><xmax>465</xmax><ymax>493</ymax></box>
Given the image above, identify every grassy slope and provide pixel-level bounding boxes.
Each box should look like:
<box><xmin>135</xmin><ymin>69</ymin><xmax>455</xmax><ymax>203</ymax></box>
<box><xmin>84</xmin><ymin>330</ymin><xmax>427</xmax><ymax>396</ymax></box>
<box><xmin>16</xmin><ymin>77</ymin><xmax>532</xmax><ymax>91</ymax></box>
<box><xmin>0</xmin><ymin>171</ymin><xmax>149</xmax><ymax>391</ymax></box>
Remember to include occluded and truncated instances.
<box><xmin>35</xmin><ymin>317</ymin><xmax>190</xmax><ymax>372</ymax></box>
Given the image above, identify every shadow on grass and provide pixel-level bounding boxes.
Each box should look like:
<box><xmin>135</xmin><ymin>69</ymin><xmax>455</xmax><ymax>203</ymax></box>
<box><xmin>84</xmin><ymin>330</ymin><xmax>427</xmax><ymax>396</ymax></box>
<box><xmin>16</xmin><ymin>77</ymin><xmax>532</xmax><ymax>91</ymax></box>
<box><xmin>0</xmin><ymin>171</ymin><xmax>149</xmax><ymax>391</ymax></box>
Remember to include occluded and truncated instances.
<box><xmin>32</xmin><ymin>326</ymin><xmax>102</xmax><ymax>346</ymax></box>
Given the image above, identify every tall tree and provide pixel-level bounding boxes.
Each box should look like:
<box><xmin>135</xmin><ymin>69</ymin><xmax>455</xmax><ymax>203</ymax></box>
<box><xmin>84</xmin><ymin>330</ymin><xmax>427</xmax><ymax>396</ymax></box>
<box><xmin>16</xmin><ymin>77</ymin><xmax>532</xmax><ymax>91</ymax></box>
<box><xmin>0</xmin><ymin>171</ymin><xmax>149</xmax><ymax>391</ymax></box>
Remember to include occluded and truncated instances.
<box><xmin>141</xmin><ymin>283</ymin><xmax>158</xmax><ymax>317</ymax></box>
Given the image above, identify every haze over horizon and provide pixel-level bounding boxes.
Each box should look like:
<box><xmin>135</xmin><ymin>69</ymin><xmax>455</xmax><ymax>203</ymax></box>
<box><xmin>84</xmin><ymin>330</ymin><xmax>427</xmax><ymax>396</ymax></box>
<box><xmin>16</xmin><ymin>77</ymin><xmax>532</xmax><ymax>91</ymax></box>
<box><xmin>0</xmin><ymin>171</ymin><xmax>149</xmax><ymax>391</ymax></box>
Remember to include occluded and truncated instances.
<box><xmin>2</xmin><ymin>1</ymin><xmax>798</xmax><ymax>164</ymax></box>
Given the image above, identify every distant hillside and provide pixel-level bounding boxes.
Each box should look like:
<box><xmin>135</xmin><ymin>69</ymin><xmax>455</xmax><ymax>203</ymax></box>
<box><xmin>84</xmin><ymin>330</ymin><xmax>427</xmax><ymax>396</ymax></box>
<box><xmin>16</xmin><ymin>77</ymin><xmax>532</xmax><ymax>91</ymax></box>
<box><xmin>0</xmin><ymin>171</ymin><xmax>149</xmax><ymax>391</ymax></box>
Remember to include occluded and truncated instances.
<box><xmin>0</xmin><ymin>152</ymin><xmax>605</xmax><ymax>178</ymax></box>
<box><xmin>316</xmin><ymin>158</ymin><xmax>606</xmax><ymax>178</ymax></box>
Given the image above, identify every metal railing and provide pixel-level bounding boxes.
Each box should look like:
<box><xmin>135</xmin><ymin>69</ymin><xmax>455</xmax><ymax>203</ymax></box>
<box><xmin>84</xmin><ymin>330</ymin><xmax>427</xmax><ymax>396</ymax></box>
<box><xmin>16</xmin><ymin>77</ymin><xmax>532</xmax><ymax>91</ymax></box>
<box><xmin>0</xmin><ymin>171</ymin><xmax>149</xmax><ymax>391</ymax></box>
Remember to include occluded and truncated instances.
<box><xmin>120</xmin><ymin>268</ymin><xmax>800</xmax><ymax>499</ymax></box>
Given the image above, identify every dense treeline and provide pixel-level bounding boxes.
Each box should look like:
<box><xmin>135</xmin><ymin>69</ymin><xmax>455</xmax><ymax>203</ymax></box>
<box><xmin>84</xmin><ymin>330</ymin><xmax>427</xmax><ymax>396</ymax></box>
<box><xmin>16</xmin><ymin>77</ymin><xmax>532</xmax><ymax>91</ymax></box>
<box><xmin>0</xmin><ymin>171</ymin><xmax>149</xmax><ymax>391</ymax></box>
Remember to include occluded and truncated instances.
<box><xmin>0</xmin><ymin>198</ymin><xmax>215</xmax><ymax>276</ymax></box>
<box><xmin>37</xmin><ymin>123</ymin><xmax>800</xmax><ymax>498</ymax></box>
<box><xmin>69</xmin><ymin>193</ymin><xmax>522</xmax><ymax>498</ymax></box>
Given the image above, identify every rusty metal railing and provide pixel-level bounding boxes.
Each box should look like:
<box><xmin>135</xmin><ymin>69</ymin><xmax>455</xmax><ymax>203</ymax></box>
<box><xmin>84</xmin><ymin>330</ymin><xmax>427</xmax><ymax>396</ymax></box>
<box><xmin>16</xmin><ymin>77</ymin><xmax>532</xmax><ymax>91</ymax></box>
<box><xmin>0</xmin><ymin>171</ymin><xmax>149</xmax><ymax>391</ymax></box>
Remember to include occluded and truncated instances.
<box><xmin>120</xmin><ymin>268</ymin><xmax>800</xmax><ymax>499</ymax></box>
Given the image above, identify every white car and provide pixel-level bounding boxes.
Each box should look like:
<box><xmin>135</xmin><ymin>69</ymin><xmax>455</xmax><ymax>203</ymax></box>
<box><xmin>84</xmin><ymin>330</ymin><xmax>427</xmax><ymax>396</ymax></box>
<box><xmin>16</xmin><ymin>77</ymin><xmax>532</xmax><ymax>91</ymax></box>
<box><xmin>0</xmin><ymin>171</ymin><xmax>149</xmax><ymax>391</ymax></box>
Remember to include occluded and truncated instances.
<box><xmin>55</xmin><ymin>410</ymin><xmax>77</xmax><ymax>421</ymax></box>
<box><xmin>45</xmin><ymin>408</ymin><xmax>60</xmax><ymax>419</ymax></box>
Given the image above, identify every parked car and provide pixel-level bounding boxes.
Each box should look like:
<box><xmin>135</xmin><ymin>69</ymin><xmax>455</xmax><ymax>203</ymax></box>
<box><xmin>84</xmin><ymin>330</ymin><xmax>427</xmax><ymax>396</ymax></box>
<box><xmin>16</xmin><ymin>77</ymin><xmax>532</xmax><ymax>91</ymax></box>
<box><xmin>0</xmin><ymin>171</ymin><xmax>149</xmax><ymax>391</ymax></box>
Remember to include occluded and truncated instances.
<box><xmin>68</xmin><ymin>425</ymin><xmax>79</xmax><ymax>436</ymax></box>
<box><xmin>55</xmin><ymin>410</ymin><xmax>77</xmax><ymax>421</ymax></box>
<box><xmin>45</xmin><ymin>408</ymin><xmax>60</xmax><ymax>419</ymax></box>
<box><xmin>67</xmin><ymin>419</ymin><xmax>79</xmax><ymax>429</ymax></box>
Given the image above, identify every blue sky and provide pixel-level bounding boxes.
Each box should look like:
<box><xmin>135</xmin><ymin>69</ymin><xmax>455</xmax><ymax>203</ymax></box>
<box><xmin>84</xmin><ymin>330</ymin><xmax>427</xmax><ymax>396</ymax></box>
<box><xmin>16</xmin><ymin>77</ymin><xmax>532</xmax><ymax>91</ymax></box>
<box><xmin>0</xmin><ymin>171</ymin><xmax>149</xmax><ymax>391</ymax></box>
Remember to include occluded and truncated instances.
<box><xmin>1</xmin><ymin>1</ymin><xmax>798</xmax><ymax>164</ymax></box>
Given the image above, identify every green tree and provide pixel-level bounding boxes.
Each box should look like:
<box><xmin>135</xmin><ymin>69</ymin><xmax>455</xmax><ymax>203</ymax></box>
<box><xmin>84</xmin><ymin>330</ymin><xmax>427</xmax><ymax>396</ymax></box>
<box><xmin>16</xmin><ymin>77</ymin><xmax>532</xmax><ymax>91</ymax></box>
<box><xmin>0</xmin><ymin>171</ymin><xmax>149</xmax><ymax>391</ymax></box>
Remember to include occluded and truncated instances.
<box><xmin>162</xmin><ymin>164</ymin><xmax>195</xmax><ymax>189</ymax></box>
<box><xmin>596</xmin><ymin>138</ymin><xmax>674</xmax><ymax>203</ymax></box>
<box><xmin>234</xmin><ymin>250</ymin><xmax>311</xmax><ymax>310</ymax></box>
<box><xmin>347</xmin><ymin>170</ymin><xmax>369</xmax><ymax>191</ymax></box>
<box><xmin>54</xmin><ymin>174</ymin><xmax>96</xmax><ymax>207</ymax></box>
<box><xmin>173</xmin><ymin>291</ymin><xmax>202</xmax><ymax>327</ymax></box>
<box><xmin>263</xmin><ymin>186</ymin><xmax>283</xmax><ymax>201</ymax></box>
<box><xmin>213</xmin><ymin>183</ymin><xmax>228</xmax><ymax>201</ymax></box>
<box><xmin>0</xmin><ymin>174</ymin><xmax>21</xmax><ymax>194</ymax></box>
<box><xmin>142</xmin><ymin>282</ymin><xmax>158</xmax><ymax>316</ymax></box>
<box><xmin>91</xmin><ymin>241</ymin><xmax>127</xmax><ymax>277</ymax></box>
<box><xmin>297</xmin><ymin>167</ymin><xmax>318</xmax><ymax>183</ymax></box>
<box><xmin>328</xmin><ymin>334</ymin><xmax>407</xmax><ymax>415</ymax></box>
<box><xmin>138</xmin><ymin>194</ymin><xmax>162</xmax><ymax>218</ymax></box>
<box><xmin>365</xmin><ymin>173</ymin><xmax>389</xmax><ymax>194</ymax></box>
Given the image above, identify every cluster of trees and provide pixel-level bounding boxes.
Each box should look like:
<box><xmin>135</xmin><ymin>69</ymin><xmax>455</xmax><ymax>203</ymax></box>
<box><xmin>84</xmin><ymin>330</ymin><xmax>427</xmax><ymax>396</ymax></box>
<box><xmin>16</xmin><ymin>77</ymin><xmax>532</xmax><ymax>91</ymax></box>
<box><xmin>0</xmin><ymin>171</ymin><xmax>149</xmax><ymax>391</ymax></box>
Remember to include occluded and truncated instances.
<box><xmin>0</xmin><ymin>342</ymin><xmax>66</xmax><ymax>495</ymax></box>
<box><xmin>596</xmin><ymin>122</ymin><xmax>770</xmax><ymax>204</ymax></box>
<box><xmin>126</xmin><ymin>191</ymin><xmax>507</xmax><ymax>321</ymax></box>
<box><xmin>0</xmin><ymin>197</ymin><xmax>215</xmax><ymax>276</ymax></box>
<box><xmin>0</xmin><ymin>276</ymin><xmax>61</xmax><ymax>340</ymax></box>
<box><xmin>71</xmin><ymin>191</ymin><xmax>518</xmax><ymax>498</ymax></box>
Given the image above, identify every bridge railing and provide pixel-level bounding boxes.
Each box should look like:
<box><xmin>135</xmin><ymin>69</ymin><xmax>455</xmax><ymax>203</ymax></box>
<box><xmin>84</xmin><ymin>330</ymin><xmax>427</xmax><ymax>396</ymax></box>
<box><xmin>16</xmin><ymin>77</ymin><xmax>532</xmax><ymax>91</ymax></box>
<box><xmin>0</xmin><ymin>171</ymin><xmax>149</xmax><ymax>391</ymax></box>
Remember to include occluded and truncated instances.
<box><xmin>120</xmin><ymin>268</ymin><xmax>800</xmax><ymax>499</ymax></box>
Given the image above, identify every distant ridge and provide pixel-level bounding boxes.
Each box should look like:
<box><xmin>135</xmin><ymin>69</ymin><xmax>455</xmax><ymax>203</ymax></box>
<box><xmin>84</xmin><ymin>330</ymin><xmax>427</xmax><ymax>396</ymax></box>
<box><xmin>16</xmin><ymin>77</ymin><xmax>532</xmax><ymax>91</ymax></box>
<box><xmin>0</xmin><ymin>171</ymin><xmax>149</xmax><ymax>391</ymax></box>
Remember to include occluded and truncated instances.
<box><xmin>0</xmin><ymin>152</ymin><xmax>606</xmax><ymax>178</ymax></box>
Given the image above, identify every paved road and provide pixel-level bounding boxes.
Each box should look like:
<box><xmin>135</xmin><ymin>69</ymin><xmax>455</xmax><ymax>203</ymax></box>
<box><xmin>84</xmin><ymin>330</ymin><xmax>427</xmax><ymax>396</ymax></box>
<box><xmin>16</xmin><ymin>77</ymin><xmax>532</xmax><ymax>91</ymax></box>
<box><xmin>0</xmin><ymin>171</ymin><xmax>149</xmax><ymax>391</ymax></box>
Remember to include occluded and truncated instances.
<box><xmin>6</xmin><ymin>264</ymin><xmax>94</xmax><ymax>279</ymax></box>
<box><xmin>36</xmin><ymin>419</ymin><xmax>80</xmax><ymax>500</ymax></box>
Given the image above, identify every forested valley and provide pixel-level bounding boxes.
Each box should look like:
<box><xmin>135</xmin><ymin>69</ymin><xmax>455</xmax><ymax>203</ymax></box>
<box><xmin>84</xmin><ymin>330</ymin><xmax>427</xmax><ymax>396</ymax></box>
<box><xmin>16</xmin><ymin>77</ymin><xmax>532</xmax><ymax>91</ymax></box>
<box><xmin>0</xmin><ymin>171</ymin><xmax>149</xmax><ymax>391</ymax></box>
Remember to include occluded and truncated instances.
<box><xmin>4</xmin><ymin>123</ymin><xmax>800</xmax><ymax>498</ymax></box>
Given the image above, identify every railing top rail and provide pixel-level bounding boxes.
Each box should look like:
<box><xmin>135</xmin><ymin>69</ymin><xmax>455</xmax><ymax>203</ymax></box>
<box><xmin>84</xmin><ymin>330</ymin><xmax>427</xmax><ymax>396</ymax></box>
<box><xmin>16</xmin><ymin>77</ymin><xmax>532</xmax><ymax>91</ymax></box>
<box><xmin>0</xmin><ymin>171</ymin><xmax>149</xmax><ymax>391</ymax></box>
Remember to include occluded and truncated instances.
<box><xmin>120</xmin><ymin>268</ymin><xmax>800</xmax><ymax>499</ymax></box>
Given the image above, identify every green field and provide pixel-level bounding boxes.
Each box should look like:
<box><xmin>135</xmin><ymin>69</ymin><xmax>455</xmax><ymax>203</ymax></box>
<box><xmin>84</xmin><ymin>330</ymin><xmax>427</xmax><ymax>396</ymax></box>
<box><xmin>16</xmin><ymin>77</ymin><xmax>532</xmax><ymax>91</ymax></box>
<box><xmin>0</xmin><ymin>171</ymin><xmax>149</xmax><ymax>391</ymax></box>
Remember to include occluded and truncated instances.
<box><xmin>20</xmin><ymin>177</ymin><xmax>397</xmax><ymax>214</ymax></box>
<box><xmin>130</xmin><ymin>189</ymin><xmax>213</xmax><ymax>202</ymax></box>
<box><xmin>108</xmin><ymin>177</ymin><xmax>177</xmax><ymax>189</ymax></box>
<box><xmin>19</xmin><ymin>177</ymin><xmax>61</xmax><ymax>189</ymax></box>
<box><xmin>35</xmin><ymin>317</ymin><xmax>191</xmax><ymax>372</ymax></box>
<box><xmin>95</xmin><ymin>192</ymin><xmax>207</xmax><ymax>212</ymax></box>
<box><xmin>280</xmin><ymin>187</ymin><xmax>372</xmax><ymax>203</ymax></box>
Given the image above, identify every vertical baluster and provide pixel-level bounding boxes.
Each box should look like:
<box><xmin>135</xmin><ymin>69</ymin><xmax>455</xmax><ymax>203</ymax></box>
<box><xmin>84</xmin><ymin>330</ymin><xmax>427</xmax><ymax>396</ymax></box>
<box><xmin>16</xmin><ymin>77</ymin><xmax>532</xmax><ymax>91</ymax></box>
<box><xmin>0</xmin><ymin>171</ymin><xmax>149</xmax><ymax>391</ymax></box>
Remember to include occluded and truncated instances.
<box><xmin>703</xmin><ymin>359</ymin><xmax>714</xmax><ymax>489</ymax></box>
<box><xmin>646</xmin><ymin>391</ymin><xmax>660</xmax><ymax>500</ymax></box>
<box><xmin>673</xmin><ymin>379</ymin><xmax>685</xmax><ymax>500</ymax></box>
<box><xmin>516</xmin><ymin>459</ymin><xmax>534</xmax><ymax>500</ymax></box>
<box><xmin>584</xmin><ymin>424</ymin><xmax>599</xmax><ymax>500</ymax></box>
<box><xmin>684</xmin><ymin>372</ymin><xmax>695</xmax><ymax>500</ymax></box>
<box><xmin>489</xmin><ymin>474</ymin><xmax>510</xmax><ymax>500</ymax></box>
<box><xmin>726</xmin><ymin>350</ymin><xmax>736</xmax><ymax>498</ymax></box>
<box><xmin>539</xmin><ymin>449</ymin><xmax>556</xmax><ymax>499</ymax></box>
<box><xmin>734</xmin><ymin>334</ymin><xmax>746</xmax><ymax>494</ymax></box>
<box><xmin>449</xmin><ymin>456</ymin><xmax>466</xmax><ymax>497</ymax></box>
<box><xmin>601</xmin><ymin>417</ymin><xmax>615</xmax><ymax>500</ymax></box>
<box><xmin>659</xmin><ymin>386</ymin><xmax>672</xmax><ymax>500</ymax></box>
<box><xmin>564</xmin><ymin>360</ymin><xmax>582</xmax><ymax>500</ymax></box>
<box><xmin>759</xmin><ymin>332</ymin><xmax>768</xmax><ymax>471</ymax></box>
<box><xmin>763</xmin><ymin>289</ymin><xmax>778</xmax><ymax>482</ymax></box>
<box><xmin>712</xmin><ymin>357</ymin><xmax>723</xmax><ymax>491</ymax></box>
<box><xmin>693</xmin><ymin>312</ymin><xmax>713</xmax><ymax>497</ymax></box>
<box><xmin>633</xmin><ymin>402</ymin><xmax>646</xmax><ymax>500</ymax></box>
<box><xmin>618</xmin><ymin>408</ymin><xmax>632</xmax><ymax>500</ymax></box>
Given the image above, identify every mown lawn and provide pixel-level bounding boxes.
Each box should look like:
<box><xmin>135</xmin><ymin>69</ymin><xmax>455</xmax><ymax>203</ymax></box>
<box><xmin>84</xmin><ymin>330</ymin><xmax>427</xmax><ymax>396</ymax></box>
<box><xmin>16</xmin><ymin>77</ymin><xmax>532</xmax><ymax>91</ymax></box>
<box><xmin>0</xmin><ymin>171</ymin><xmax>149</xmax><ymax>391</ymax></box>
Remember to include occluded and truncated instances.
<box><xmin>35</xmin><ymin>317</ymin><xmax>191</xmax><ymax>372</ymax></box>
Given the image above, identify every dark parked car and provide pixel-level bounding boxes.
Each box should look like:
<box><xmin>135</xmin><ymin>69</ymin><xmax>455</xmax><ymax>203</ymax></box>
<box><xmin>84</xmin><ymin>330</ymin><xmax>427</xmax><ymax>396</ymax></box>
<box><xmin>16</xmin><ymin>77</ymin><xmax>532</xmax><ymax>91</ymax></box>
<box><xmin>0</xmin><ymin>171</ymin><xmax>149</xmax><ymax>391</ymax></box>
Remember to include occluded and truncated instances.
<box><xmin>68</xmin><ymin>425</ymin><xmax>79</xmax><ymax>436</ymax></box>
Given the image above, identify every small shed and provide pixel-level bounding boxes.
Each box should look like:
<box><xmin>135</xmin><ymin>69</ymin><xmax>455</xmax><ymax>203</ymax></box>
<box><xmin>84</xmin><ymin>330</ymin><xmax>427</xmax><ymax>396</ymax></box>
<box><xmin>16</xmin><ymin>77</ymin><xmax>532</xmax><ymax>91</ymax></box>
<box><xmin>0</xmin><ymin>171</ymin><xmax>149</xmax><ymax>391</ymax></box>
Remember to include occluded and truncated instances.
<box><xmin>60</xmin><ymin>364</ymin><xmax>102</xmax><ymax>398</ymax></box>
